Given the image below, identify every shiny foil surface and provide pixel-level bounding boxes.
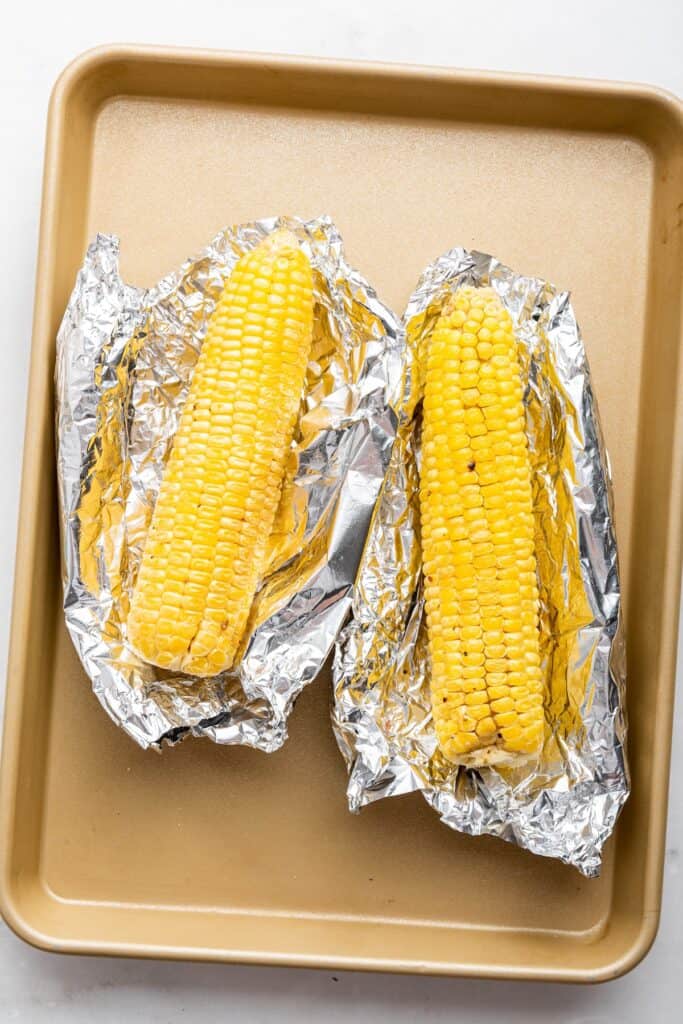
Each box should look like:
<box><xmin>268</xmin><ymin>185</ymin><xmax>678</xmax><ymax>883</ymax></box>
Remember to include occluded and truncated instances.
<box><xmin>332</xmin><ymin>248</ymin><xmax>628</xmax><ymax>876</ymax></box>
<box><xmin>56</xmin><ymin>216</ymin><xmax>402</xmax><ymax>750</ymax></box>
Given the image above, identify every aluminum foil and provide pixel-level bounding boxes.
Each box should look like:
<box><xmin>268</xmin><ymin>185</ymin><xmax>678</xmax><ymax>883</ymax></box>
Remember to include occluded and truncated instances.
<box><xmin>332</xmin><ymin>247</ymin><xmax>628</xmax><ymax>876</ymax></box>
<box><xmin>56</xmin><ymin>216</ymin><xmax>402</xmax><ymax>750</ymax></box>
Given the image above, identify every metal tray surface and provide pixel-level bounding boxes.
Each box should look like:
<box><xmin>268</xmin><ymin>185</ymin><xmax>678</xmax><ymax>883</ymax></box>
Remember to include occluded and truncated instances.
<box><xmin>1</xmin><ymin>45</ymin><xmax>681</xmax><ymax>981</ymax></box>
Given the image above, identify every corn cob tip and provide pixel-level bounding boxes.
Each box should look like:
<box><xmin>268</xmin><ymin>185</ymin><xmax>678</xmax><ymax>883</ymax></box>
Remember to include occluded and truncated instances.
<box><xmin>446</xmin><ymin>745</ymin><xmax>537</xmax><ymax>769</ymax></box>
<box><xmin>262</xmin><ymin>228</ymin><xmax>301</xmax><ymax>253</ymax></box>
<box><xmin>443</xmin><ymin>285</ymin><xmax>497</xmax><ymax>316</ymax></box>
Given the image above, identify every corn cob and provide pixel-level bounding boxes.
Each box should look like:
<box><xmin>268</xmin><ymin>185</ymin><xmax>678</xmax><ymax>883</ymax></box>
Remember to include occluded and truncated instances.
<box><xmin>419</xmin><ymin>285</ymin><xmax>543</xmax><ymax>767</ymax></box>
<box><xmin>127</xmin><ymin>231</ymin><xmax>314</xmax><ymax>676</ymax></box>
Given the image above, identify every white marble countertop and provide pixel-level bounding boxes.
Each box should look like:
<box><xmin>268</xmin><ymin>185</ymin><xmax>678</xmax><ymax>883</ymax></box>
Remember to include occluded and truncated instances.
<box><xmin>1</xmin><ymin>1</ymin><xmax>681</xmax><ymax>1019</ymax></box>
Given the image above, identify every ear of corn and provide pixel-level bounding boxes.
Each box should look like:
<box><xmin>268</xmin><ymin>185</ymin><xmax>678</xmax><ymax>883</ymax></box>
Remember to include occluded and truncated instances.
<box><xmin>419</xmin><ymin>285</ymin><xmax>543</xmax><ymax>767</ymax></box>
<box><xmin>127</xmin><ymin>231</ymin><xmax>314</xmax><ymax>677</ymax></box>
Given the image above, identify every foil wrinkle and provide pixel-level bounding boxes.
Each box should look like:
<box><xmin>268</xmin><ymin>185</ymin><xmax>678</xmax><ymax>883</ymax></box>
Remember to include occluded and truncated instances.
<box><xmin>56</xmin><ymin>216</ymin><xmax>402</xmax><ymax>751</ymax></box>
<box><xmin>331</xmin><ymin>247</ymin><xmax>628</xmax><ymax>876</ymax></box>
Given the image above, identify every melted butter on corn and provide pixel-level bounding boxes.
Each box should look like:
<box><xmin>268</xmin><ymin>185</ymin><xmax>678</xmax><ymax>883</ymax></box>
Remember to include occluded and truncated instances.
<box><xmin>127</xmin><ymin>231</ymin><xmax>314</xmax><ymax>677</ymax></box>
<box><xmin>420</xmin><ymin>285</ymin><xmax>544</xmax><ymax>767</ymax></box>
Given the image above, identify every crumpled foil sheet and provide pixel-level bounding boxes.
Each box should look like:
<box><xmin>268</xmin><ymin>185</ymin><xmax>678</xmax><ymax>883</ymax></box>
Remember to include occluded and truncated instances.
<box><xmin>56</xmin><ymin>216</ymin><xmax>402</xmax><ymax>750</ymax></box>
<box><xmin>332</xmin><ymin>248</ymin><xmax>628</xmax><ymax>876</ymax></box>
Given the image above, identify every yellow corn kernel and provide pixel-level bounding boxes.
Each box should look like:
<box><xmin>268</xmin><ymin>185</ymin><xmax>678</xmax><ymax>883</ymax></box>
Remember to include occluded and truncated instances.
<box><xmin>127</xmin><ymin>231</ymin><xmax>314</xmax><ymax>676</ymax></box>
<box><xmin>419</xmin><ymin>285</ymin><xmax>544</xmax><ymax>767</ymax></box>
